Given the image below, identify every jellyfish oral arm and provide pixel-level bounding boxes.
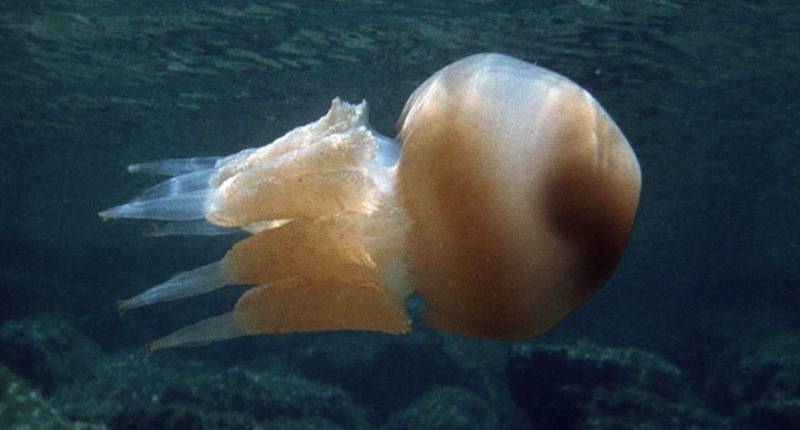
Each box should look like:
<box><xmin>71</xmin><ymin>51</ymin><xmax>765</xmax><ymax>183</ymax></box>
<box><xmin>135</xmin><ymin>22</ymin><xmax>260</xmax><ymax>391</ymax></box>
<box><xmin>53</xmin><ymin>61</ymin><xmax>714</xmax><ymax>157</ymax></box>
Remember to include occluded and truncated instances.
<box><xmin>101</xmin><ymin>99</ymin><xmax>412</xmax><ymax>350</ymax></box>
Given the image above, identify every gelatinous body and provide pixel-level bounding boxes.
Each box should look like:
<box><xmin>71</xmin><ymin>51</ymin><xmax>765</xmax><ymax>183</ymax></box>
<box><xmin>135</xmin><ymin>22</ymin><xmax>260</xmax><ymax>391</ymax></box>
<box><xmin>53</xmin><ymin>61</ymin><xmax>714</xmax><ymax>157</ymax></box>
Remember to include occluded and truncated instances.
<box><xmin>100</xmin><ymin>53</ymin><xmax>641</xmax><ymax>349</ymax></box>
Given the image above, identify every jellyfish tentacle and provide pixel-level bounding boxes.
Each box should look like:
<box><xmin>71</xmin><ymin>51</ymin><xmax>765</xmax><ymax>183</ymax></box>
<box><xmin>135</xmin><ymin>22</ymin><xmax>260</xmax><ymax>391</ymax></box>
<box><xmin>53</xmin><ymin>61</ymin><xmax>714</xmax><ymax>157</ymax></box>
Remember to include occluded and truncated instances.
<box><xmin>98</xmin><ymin>189</ymin><xmax>209</xmax><ymax>221</ymax></box>
<box><xmin>128</xmin><ymin>156</ymin><xmax>222</xmax><ymax>176</ymax></box>
<box><xmin>118</xmin><ymin>260</ymin><xmax>233</xmax><ymax>313</ymax></box>
<box><xmin>136</xmin><ymin>168</ymin><xmax>216</xmax><ymax>201</ymax></box>
<box><xmin>147</xmin><ymin>311</ymin><xmax>243</xmax><ymax>351</ymax></box>
<box><xmin>143</xmin><ymin>220</ymin><xmax>239</xmax><ymax>237</ymax></box>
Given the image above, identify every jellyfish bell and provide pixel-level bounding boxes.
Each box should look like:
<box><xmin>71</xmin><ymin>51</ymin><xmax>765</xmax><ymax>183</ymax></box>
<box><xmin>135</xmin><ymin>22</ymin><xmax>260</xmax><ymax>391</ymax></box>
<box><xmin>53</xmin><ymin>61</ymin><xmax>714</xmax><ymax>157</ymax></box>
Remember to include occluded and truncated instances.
<box><xmin>99</xmin><ymin>53</ymin><xmax>641</xmax><ymax>349</ymax></box>
<box><xmin>397</xmin><ymin>54</ymin><xmax>641</xmax><ymax>339</ymax></box>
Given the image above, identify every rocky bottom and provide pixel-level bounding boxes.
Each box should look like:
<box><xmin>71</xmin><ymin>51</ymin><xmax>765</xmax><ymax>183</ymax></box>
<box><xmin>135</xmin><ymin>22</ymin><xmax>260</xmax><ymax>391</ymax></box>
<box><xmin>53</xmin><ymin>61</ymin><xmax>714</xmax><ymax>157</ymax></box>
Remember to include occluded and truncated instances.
<box><xmin>2</xmin><ymin>316</ymin><xmax>799</xmax><ymax>429</ymax></box>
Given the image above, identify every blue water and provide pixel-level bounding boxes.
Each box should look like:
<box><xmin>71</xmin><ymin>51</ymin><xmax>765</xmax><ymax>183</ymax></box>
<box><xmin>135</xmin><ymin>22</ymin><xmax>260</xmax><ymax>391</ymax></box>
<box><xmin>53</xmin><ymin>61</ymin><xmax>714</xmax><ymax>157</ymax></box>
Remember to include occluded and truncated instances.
<box><xmin>0</xmin><ymin>1</ymin><xmax>798</xmax><ymax>429</ymax></box>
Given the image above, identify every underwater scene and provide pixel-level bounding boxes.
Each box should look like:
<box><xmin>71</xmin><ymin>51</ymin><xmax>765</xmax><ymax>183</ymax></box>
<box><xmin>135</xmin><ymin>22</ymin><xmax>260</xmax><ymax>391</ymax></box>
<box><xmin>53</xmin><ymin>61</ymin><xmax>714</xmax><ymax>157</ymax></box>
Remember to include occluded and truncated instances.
<box><xmin>1</xmin><ymin>1</ymin><xmax>798</xmax><ymax>429</ymax></box>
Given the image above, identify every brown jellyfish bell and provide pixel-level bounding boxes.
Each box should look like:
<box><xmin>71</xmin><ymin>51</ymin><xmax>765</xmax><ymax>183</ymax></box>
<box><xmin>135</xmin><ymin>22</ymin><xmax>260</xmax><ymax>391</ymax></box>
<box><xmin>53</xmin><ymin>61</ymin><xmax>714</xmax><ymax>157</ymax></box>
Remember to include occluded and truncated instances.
<box><xmin>99</xmin><ymin>53</ymin><xmax>641</xmax><ymax>350</ymax></box>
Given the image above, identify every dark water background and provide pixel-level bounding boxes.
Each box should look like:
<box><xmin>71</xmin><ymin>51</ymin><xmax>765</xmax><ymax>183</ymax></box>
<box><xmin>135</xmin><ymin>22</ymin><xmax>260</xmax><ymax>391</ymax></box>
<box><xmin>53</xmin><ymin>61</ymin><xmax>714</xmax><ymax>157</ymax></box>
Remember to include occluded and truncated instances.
<box><xmin>0</xmin><ymin>1</ymin><xmax>798</xmax><ymax>429</ymax></box>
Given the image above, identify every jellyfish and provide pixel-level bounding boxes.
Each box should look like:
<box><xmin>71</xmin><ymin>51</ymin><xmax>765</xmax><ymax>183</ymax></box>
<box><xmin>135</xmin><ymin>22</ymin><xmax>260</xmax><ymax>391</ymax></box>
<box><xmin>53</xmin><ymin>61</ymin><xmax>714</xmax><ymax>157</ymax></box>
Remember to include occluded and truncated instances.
<box><xmin>100</xmin><ymin>53</ymin><xmax>641</xmax><ymax>350</ymax></box>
